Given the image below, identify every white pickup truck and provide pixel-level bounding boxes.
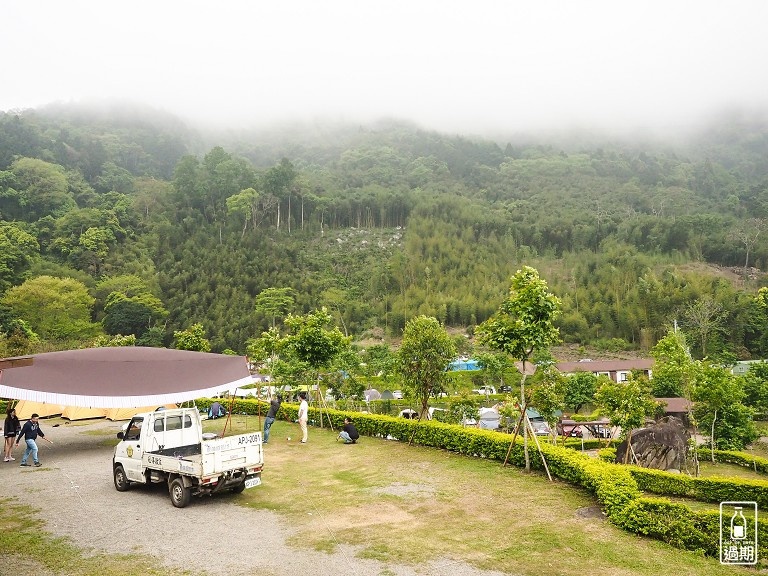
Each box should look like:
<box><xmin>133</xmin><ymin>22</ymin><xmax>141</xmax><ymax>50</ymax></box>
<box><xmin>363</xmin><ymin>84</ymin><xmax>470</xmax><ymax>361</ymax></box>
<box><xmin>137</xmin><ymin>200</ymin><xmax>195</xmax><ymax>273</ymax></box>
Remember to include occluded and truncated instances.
<box><xmin>112</xmin><ymin>407</ymin><xmax>263</xmax><ymax>508</ymax></box>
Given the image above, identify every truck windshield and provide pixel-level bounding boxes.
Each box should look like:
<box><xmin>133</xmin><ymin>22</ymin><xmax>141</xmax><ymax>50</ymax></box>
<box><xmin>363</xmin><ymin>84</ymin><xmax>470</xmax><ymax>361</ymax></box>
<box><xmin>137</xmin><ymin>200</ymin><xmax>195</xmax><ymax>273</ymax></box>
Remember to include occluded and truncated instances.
<box><xmin>124</xmin><ymin>417</ymin><xmax>143</xmax><ymax>441</ymax></box>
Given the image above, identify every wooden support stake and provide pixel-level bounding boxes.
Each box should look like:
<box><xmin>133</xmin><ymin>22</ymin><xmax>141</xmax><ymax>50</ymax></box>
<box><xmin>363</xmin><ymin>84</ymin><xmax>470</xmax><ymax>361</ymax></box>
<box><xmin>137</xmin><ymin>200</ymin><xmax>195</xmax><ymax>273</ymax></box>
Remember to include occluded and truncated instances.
<box><xmin>315</xmin><ymin>374</ymin><xmax>334</xmax><ymax>431</ymax></box>
<box><xmin>503</xmin><ymin>404</ymin><xmax>526</xmax><ymax>467</ymax></box>
<box><xmin>524</xmin><ymin>413</ymin><xmax>552</xmax><ymax>482</ymax></box>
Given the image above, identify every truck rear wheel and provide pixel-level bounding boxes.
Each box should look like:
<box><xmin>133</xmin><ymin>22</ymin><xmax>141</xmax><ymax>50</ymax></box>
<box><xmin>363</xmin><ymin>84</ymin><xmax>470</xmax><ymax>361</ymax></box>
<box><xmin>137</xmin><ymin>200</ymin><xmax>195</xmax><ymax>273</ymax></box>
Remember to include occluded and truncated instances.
<box><xmin>170</xmin><ymin>478</ymin><xmax>191</xmax><ymax>508</ymax></box>
<box><xmin>114</xmin><ymin>465</ymin><xmax>130</xmax><ymax>492</ymax></box>
<box><xmin>230</xmin><ymin>480</ymin><xmax>246</xmax><ymax>494</ymax></box>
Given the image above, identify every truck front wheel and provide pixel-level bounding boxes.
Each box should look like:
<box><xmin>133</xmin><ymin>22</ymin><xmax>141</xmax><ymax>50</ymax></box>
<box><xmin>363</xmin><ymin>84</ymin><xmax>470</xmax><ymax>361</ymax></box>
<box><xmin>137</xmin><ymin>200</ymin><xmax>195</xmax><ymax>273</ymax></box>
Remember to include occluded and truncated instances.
<box><xmin>114</xmin><ymin>465</ymin><xmax>130</xmax><ymax>492</ymax></box>
<box><xmin>170</xmin><ymin>478</ymin><xmax>191</xmax><ymax>508</ymax></box>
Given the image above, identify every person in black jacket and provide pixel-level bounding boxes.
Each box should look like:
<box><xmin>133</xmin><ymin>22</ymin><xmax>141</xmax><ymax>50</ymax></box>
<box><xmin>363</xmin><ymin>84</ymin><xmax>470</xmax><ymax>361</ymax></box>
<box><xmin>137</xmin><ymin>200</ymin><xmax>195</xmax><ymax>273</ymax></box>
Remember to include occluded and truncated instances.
<box><xmin>263</xmin><ymin>394</ymin><xmax>282</xmax><ymax>444</ymax></box>
<box><xmin>3</xmin><ymin>407</ymin><xmax>21</xmax><ymax>462</ymax></box>
<box><xmin>16</xmin><ymin>413</ymin><xmax>52</xmax><ymax>467</ymax></box>
<box><xmin>337</xmin><ymin>417</ymin><xmax>359</xmax><ymax>444</ymax></box>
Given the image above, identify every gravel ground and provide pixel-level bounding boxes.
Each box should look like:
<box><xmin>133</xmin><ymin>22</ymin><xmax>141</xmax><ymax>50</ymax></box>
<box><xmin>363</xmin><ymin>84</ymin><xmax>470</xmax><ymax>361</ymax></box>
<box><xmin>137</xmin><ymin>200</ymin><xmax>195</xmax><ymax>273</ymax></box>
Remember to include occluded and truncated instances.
<box><xmin>1</xmin><ymin>418</ymin><xmax>509</xmax><ymax>576</ymax></box>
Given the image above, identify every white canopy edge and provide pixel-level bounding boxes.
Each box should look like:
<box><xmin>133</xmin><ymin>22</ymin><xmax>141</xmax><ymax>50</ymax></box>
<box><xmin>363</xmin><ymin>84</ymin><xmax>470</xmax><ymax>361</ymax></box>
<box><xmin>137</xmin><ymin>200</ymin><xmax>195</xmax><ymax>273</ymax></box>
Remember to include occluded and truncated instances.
<box><xmin>0</xmin><ymin>375</ymin><xmax>258</xmax><ymax>409</ymax></box>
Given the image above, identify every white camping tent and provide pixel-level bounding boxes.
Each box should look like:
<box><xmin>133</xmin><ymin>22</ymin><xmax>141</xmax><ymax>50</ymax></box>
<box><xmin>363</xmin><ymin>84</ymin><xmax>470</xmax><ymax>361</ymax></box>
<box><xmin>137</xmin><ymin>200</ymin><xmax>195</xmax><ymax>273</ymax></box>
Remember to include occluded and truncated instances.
<box><xmin>478</xmin><ymin>407</ymin><xmax>500</xmax><ymax>430</ymax></box>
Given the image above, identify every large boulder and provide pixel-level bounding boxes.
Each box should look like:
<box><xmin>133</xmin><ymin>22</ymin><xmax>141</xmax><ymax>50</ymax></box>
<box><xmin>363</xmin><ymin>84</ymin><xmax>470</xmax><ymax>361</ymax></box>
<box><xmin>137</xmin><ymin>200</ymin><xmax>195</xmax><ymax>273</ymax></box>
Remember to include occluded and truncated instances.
<box><xmin>615</xmin><ymin>416</ymin><xmax>690</xmax><ymax>471</ymax></box>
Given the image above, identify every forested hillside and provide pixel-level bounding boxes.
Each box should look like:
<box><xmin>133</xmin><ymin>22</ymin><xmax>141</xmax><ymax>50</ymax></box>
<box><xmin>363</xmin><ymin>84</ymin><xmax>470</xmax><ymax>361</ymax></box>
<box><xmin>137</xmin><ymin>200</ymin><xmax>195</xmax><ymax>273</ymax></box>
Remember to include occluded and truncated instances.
<box><xmin>1</xmin><ymin>103</ymin><xmax>768</xmax><ymax>359</ymax></box>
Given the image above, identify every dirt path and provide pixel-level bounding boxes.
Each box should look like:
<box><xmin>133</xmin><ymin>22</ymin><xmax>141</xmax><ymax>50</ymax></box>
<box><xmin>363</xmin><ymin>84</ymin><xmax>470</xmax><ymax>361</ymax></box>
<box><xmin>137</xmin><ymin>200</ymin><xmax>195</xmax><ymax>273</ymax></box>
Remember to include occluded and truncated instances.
<box><xmin>1</xmin><ymin>418</ymin><xmax>508</xmax><ymax>576</ymax></box>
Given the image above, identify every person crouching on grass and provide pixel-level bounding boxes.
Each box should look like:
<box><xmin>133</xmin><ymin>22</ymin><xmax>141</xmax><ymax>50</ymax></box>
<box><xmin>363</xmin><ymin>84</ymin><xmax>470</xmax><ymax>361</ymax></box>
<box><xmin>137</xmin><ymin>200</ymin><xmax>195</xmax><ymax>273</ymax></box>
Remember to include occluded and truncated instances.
<box><xmin>16</xmin><ymin>413</ymin><xmax>53</xmax><ymax>467</ymax></box>
<box><xmin>337</xmin><ymin>417</ymin><xmax>359</xmax><ymax>444</ymax></box>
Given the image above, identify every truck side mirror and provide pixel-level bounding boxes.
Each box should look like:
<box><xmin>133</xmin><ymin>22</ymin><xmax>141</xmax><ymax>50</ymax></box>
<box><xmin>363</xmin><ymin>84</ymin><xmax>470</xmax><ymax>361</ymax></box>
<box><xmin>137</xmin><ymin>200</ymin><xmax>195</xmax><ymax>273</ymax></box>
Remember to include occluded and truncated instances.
<box><xmin>117</xmin><ymin>431</ymin><xmax>124</xmax><ymax>440</ymax></box>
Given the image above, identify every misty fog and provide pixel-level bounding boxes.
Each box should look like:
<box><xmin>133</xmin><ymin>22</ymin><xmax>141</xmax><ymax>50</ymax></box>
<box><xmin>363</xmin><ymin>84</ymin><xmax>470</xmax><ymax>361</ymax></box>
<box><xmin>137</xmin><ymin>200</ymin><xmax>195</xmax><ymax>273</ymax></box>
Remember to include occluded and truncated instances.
<box><xmin>3</xmin><ymin>1</ymin><xmax>767</xmax><ymax>137</ymax></box>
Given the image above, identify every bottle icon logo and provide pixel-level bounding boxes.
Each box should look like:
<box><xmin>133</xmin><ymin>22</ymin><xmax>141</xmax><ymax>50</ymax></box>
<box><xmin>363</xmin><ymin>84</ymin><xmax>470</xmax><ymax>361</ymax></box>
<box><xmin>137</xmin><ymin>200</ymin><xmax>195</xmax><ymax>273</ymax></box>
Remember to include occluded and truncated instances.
<box><xmin>731</xmin><ymin>507</ymin><xmax>747</xmax><ymax>540</ymax></box>
<box><xmin>720</xmin><ymin>501</ymin><xmax>758</xmax><ymax>565</ymax></box>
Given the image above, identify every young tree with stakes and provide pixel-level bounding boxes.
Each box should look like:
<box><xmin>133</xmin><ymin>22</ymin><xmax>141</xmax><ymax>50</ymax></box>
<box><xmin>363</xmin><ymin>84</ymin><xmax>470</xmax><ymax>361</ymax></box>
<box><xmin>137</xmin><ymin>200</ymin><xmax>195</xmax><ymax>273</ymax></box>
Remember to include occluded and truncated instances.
<box><xmin>476</xmin><ymin>266</ymin><xmax>561</xmax><ymax>472</ymax></box>
<box><xmin>279</xmin><ymin>307</ymin><xmax>351</xmax><ymax>427</ymax></box>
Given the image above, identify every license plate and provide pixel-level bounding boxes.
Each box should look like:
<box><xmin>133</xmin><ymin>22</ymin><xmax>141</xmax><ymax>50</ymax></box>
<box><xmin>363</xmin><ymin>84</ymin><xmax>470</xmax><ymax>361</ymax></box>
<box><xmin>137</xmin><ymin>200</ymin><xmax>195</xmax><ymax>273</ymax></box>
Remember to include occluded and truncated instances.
<box><xmin>244</xmin><ymin>476</ymin><xmax>261</xmax><ymax>489</ymax></box>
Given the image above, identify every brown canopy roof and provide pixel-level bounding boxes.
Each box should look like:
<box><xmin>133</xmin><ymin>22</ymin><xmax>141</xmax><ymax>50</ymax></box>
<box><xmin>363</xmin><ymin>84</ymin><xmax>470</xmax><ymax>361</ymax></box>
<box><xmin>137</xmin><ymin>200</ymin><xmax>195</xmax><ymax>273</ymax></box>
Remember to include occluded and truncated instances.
<box><xmin>0</xmin><ymin>347</ymin><xmax>255</xmax><ymax>408</ymax></box>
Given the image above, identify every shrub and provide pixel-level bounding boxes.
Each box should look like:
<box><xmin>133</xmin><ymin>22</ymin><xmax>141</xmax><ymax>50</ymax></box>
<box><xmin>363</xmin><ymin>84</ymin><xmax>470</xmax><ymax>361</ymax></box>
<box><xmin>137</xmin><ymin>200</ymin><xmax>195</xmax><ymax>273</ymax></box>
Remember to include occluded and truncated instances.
<box><xmin>629</xmin><ymin>465</ymin><xmax>768</xmax><ymax>509</ymax></box>
<box><xmin>613</xmin><ymin>498</ymin><xmax>710</xmax><ymax>551</ymax></box>
<box><xmin>696</xmin><ymin>447</ymin><xmax>768</xmax><ymax>475</ymax></box>
<box><xmin>597</xmin><ymin>447</ymin><xmax>617</xmax><ymax>462</ymax></box>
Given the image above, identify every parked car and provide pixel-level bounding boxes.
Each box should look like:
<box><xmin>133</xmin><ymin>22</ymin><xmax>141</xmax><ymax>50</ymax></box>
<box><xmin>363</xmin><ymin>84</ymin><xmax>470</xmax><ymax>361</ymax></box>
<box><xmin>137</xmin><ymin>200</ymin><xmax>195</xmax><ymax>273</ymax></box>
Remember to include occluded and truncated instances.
<box><xmin>499</xmin><ymin>385</ymin><xmax>512</xmax><ymax>393</ymax></box>
<box><xmin>392</xmin><ymin>390</ymin><xmax>403</xmax><ymax>399</ymax></box>
<box><xmin>472</xmin><ymin>385</ymin><xmax>497</xmax><ymax>396</ymax></box>
<box><xmin>529</xmin><ymin>419</ymin><xmax>551</xmax><ymax>436</ymax></box>
<box><xmin>592</xmin><ymin>424</ymin><xmax>613</xmax><ymax>439</ymax></box>
<box><xmin>556</xmin><ymin>420</ymin><xmax>583</xmax><ymax>438</ymax></box>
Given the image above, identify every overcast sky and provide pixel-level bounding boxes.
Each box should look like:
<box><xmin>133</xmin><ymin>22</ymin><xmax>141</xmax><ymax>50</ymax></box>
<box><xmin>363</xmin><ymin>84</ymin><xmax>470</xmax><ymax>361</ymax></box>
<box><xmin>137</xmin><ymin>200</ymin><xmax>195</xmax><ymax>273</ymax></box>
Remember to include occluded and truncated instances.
<box><xmin>3</xmin><ymin>1</ymin><xmax>766</xmax><ymax>135</ymax></box>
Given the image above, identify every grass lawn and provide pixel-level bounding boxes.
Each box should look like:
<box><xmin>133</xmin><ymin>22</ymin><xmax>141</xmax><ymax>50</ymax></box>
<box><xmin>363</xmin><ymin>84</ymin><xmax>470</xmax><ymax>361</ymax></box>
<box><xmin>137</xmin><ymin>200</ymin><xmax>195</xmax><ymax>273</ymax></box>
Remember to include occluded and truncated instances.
<box><xmin>698</xmin><ymin>459</ymin><xmax>768</xmax><ymax>481</ymax></box>
<box><xmin>746</xmin><ymin>440</ymin><xmax>768</xmax><ymax>460</ymax></box>
<box><xmin>754</xmin><ymin>421</ymin><xmax>768</xmax><ymax>437</ymax></box>
<box><xmin>213</xmin><ymin>416</ymin><xmax>760</xmax><ymax>575</ymax></box>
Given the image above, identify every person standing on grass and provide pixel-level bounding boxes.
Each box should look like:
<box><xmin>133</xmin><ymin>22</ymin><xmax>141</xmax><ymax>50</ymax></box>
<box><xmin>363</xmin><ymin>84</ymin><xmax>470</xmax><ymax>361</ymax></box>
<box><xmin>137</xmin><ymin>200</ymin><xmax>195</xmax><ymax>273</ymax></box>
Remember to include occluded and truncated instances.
<box><xmin>297</xmin><ymin>392</ymin><xmax>308</xmax><ymax>443</ymax></box>
<box><xmin>263</xmin><ymin>394</ymin><xmax>282</xmax><ymax>443</ymax></box>
<box><xmin>16</xmin><ymin>413</ymin><xmax>52</xmax><ymax>467</ymax></box>
<box><xmin>4</xmin><ymin>406</ymin><xmax>21</xmax><ymax>461</ymax></box>
<box><xmin>337</xmin><ymin>417</ymin><xmax>359</xmax><ymax>444</ymax></box>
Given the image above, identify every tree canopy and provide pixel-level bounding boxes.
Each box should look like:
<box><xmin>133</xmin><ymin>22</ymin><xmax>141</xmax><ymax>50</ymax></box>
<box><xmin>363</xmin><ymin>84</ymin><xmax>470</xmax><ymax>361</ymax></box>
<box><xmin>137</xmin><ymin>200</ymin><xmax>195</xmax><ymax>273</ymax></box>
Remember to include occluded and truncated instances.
<box><xmin>1</xmin><ymin>275</ymin><xmax>98</xmax><ymax>340</ymax></box>
<box><xmin>2</xmin><ymin>106</ymin><xmax>768</xmax><ymax>358</ymax></box>
<box><xmin>395</xmin><ymin>315</ymin><xmax>456</xmax><ymax>419</ymax></box>
<box><xmin>476</xmin><ymin>266</ymin><xmax>561</xmax><ymax>371</ymax></box>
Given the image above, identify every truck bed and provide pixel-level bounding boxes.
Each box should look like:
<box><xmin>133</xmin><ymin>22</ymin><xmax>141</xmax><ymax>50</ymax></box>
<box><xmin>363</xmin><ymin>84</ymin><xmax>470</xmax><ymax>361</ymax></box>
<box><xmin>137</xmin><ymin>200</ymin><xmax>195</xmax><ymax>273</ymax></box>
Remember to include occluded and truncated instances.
<box><xmin>144</xmin><ymin>431</ymin><xmax>262</xmax><ymax>478</ymax></box>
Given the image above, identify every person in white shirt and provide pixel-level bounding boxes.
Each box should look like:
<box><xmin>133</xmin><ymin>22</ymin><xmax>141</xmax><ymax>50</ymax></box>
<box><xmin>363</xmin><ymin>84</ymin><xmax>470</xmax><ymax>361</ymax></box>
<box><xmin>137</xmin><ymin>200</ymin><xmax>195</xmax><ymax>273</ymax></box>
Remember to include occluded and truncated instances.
<box><xmin>297</xmin><ymin>392</ymin><xmax>309</xmax><ymax>443</ymax></box>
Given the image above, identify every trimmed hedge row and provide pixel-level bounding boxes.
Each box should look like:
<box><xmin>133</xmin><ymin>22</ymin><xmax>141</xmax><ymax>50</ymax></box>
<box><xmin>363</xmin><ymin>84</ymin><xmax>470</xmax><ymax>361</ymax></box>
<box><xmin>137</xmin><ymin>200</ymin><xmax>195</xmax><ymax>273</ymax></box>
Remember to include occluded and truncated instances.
<box><xmin>562</xmin><ymin>437</ymin><xmax>619</xmax><ymax>450</ymax></box>
<box><xmin>696</xmin><ymin>447</ymin><xmax>768</xmax><ymax>475</ymax></box>
<box><xmin>597</xmin><ymin>447</ymin><xmax>617</xmax><ymax>462</ymax></box>
<box><xmin>615</xmin><ymin>498</ymin><xmax>768</xmax><ymax>554</ymax></box>
<box><xmin>628</xmin><ymin>466</ymin><xmax>768</xmax><ymax>510</ymax></box>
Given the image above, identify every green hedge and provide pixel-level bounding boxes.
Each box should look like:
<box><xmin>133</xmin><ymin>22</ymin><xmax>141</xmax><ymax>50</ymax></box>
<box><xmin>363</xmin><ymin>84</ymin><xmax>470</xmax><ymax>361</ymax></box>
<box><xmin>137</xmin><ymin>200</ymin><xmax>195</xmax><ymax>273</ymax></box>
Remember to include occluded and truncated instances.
<box><xmin>613</xmin><ymin>498</ymin><xmax>768</xmax><ymax>554</ymax></box>
<box><xmin>696</xmin><ymin>447</ymin><xmax>768</xmax><ymax>475</ymax></box>
<box><xmin>598</xmin><ymin>447</ymin><xmax>617</xmax><ymax>462</ymax></box>
<box><xmin>629</xmin><ymin>466</ymin><xmax>768</xmax><ymax>509</ymax></box>
<box><xmin>613</xmin><ymin>498</ymin><xmax>713</xmax><ymax>552</ymax></box>
<box><xmin>563</xmin><ymin>437</ymin><xmax>619</xmax><ymax>450</ymax></box>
